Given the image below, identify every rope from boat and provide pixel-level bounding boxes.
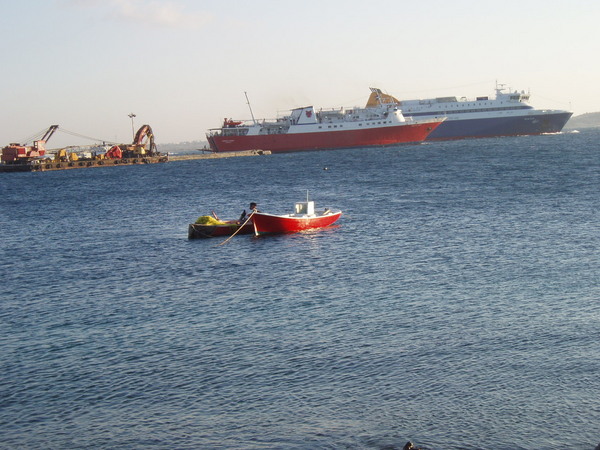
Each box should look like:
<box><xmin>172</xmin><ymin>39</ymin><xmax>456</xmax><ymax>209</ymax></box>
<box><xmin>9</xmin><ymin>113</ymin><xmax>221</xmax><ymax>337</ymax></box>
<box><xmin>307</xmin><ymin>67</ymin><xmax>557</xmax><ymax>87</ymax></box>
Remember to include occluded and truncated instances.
<box><xmin>217</xmin><ymin>210</ymin><xmax>256</xmax><ymax>246</ymax></box>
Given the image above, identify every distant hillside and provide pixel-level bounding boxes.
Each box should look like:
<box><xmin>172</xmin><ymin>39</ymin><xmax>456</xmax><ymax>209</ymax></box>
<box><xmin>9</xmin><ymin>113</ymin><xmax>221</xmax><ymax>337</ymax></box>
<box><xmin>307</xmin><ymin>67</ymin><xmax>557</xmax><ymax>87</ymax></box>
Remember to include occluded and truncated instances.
<box><xmin>565</xmin><ymin>112</ymin><xmax>600</xmax><ymax>129</ymax></box>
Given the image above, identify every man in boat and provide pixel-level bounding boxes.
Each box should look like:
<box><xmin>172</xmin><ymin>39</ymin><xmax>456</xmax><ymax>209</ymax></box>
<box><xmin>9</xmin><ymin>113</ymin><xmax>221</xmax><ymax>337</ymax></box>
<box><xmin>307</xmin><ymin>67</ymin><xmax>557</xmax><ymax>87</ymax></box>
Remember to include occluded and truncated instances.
<box><xmin>239</xmin><ymin>202</ymin><xmax>259</xmax><ymax>223</ymax></box>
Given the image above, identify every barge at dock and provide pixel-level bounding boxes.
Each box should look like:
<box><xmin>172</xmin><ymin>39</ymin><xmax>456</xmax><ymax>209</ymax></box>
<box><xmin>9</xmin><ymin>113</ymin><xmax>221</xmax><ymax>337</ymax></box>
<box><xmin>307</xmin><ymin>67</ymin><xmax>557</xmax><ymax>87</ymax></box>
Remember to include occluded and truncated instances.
<box><xmin>1</xmin><ymin>124</ymin><xmax>167</xmax><ymax>173</ymax></box>
<box><xmin>5</xmin><ymin>155</ymin><xmax>169</xmax><ymax>172</ymax></box>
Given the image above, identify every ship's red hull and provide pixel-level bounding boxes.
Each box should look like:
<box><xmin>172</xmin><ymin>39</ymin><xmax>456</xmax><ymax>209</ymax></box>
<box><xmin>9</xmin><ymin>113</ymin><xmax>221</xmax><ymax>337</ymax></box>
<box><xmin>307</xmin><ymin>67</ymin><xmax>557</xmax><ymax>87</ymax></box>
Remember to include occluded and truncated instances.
<box><xmin>208</xmin><ymin>121</ymin><xmax>442</xmax><ymax>153</ymax></box>
<box><xmin>253</xmin><ymin>211</ymin><xmax>342</xmax><ymax>234</ymax></box>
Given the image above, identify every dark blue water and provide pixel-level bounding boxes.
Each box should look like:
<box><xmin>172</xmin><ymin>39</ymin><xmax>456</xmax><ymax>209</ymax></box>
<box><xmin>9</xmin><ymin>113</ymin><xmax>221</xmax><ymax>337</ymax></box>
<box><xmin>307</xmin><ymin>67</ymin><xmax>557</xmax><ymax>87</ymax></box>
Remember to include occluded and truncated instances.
<box><xmin>1</xmin><ymin>130</ymin><xmax>599</xmax><ymax>449</ymax></box>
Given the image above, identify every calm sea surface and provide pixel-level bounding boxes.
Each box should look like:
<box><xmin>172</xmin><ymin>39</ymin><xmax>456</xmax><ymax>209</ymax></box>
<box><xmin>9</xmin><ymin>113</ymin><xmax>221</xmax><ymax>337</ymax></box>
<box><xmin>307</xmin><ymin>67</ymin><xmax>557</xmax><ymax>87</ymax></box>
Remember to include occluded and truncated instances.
<box><xmin>1</xmin><ymin>130</ymin><xmax>599</xmax><ymax>449</ymax></box>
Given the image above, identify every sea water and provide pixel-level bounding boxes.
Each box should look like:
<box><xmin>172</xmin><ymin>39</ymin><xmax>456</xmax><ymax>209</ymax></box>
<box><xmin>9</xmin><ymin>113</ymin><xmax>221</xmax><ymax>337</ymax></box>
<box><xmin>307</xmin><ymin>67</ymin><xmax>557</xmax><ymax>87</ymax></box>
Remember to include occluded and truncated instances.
<box><xmin>1</xmin><ymin>129</ymin><xmax>599</xmax><ymax>449</ymax></box>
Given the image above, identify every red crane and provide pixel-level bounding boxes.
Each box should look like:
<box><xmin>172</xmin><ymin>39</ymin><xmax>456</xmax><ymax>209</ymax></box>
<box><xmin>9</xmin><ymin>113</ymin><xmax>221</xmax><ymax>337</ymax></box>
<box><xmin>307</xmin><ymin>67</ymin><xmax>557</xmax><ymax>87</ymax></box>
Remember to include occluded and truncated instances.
<box><xmin>1</xmin><ymin>125</ymin><xmax>59</xmax><ymax>163</ymax></box>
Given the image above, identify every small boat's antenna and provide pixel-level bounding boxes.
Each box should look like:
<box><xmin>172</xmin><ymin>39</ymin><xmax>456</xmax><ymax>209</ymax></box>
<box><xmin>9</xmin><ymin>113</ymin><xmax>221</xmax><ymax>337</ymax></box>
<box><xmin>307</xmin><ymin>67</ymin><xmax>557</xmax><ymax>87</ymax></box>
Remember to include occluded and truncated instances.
<box><xmin>306</xmin><ymin>190</ymin><xmax>309</xmax><ymax>202</ymax></box>
<box><xmin>244</xmin><ymin>91</ymin><xmax>257</xmax><ymax>125</ymax></box>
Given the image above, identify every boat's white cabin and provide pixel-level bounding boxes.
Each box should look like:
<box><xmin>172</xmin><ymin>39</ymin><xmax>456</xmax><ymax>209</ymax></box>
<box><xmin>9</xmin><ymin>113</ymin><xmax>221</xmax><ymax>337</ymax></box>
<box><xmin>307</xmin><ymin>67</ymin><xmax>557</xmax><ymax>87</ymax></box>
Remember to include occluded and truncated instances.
<box><xmin>295</xmin><ymin>201</ymin><xmax>315</xmax><ymax>215</ymax></box>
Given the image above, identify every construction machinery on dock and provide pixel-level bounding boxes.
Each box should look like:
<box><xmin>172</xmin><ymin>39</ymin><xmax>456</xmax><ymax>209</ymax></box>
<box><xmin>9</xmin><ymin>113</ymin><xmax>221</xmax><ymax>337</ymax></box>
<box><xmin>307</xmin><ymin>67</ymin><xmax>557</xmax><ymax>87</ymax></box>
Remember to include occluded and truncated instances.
<box><xmin>0</xmin><ymin>125</ymin><xmax>58</xmax><ymax>168</ymax></box>
<box><xmin>1</xmin><ymin>124</ymin><xmax>168</xmax><ymax>172</ymax></box>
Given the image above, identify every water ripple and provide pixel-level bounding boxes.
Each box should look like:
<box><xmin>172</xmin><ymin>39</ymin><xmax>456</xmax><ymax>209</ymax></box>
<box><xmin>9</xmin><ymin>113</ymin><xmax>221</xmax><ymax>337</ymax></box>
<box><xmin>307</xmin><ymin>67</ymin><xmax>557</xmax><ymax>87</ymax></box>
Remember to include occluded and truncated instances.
<box><xmin>1</xmin><ymin>132</ymin><xmax>599</xmax><ymax>448</ymax></box>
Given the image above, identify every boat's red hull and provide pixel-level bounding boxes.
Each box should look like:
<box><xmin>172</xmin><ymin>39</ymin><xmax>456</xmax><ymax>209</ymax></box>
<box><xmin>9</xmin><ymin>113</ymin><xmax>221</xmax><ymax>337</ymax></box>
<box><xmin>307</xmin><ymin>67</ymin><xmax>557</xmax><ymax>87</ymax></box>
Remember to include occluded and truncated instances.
<box><xmin>208</xmin><ymin>121</ymin><xmax>442</xmax><ymax>153</ymax></box>
<box><xmin>253</xmin><ymin>211</ymin><xmax>342</xmax><ymax>234</ymax></box>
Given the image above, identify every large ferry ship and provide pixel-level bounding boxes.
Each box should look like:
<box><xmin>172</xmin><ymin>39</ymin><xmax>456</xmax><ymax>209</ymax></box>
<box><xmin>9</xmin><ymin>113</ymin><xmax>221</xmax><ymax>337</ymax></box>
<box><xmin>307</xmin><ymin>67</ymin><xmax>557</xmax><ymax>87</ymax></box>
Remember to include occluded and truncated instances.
<box><xmin>366</xmin><ymin>84</ymin><xmax>573</xmax><ymax>141</ymax></box>
<box><xmin>207</xmin><ymin>89</ymin><xmax>444</xmax><ymax>153</ymax></box>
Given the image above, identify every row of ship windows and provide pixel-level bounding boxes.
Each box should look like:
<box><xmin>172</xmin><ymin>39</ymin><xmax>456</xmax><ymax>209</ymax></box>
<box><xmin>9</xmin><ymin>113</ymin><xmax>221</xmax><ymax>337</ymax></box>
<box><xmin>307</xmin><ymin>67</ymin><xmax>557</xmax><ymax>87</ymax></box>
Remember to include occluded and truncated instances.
<box><xmin>407</xmin><ymin>106</ymin><xmax>529</xmax><ymax>116</ymax></box>
<box><xmin>319</xmin><ymin>121</ymin><xmax>392</xmax><ymax>129</ymax></box>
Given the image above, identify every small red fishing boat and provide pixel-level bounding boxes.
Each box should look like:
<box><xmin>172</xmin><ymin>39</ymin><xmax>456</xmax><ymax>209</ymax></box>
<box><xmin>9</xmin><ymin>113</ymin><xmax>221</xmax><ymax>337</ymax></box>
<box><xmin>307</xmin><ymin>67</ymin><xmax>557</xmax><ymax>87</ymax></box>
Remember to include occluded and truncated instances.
<box><xmin>252</xmin><ymin>198</ymin><xmax>342</xmax><ymax>235</ymax></box>
<box><xmin>188</xmin><ymin>215</ymin><xmax>253</xmax><ymax>239</ymax></box>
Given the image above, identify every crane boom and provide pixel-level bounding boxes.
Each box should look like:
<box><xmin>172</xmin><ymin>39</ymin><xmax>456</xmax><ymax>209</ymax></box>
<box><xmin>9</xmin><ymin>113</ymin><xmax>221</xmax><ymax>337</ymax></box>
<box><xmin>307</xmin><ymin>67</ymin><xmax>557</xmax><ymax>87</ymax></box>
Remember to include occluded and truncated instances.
<box><xmin>41</xmin><ymin>125</ymin><xmax>59</xmax><ymax>142</ymax></box>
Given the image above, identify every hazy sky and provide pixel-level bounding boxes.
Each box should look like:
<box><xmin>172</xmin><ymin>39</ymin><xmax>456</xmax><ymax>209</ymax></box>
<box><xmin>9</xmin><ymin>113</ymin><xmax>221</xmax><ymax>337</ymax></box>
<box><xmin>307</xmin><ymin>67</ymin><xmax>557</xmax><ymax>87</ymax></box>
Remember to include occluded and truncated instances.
<box><xmin>2</xmin><ymin>0</ymin><xmax>598</xmax><ymax>147</ymax></box>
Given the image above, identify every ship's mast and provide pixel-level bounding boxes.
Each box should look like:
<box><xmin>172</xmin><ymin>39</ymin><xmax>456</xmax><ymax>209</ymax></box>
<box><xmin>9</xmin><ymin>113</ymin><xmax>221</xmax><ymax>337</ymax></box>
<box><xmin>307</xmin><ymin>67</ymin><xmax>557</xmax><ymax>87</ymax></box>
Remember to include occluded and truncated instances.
<box><xmin>495</xmin><ymin>80</ymin><xmax>506</xmax><ymax>96</ymax></box>
<box><xmin>244</xmin><ymin>91</ymin><xmax>257</xmax><ymax>125</ymax></box>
